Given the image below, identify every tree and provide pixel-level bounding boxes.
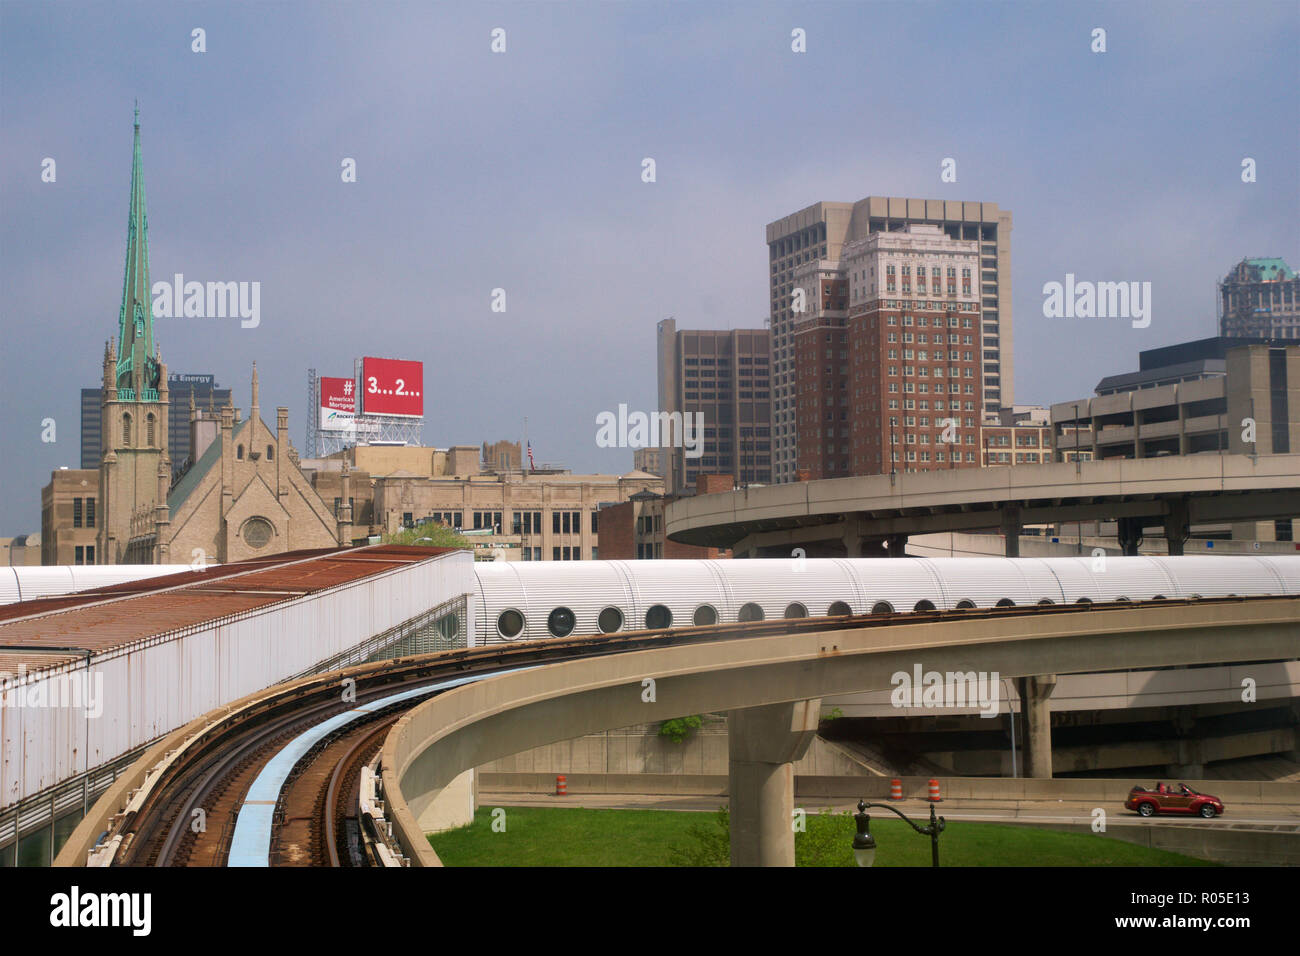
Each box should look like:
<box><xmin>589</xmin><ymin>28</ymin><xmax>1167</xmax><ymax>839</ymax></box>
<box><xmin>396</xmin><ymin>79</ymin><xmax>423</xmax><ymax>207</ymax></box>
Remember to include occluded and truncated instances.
<box><xmin>658</xmin><ymin>714</ymin><xmax>704</xmax><ymax>743</ymax></box>
<box><xmin>384</xmin><ymin>519</ymin><xmax>472</xmax><ymax>549</ymax></box>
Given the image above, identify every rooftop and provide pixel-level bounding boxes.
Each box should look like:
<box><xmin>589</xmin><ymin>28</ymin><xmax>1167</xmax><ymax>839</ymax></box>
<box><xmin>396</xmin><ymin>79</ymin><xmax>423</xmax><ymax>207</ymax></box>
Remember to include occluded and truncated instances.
<box><xmin>0</xmin><ymin>546</ymin><xmax>454</xmax><ymax>668</ymax></box>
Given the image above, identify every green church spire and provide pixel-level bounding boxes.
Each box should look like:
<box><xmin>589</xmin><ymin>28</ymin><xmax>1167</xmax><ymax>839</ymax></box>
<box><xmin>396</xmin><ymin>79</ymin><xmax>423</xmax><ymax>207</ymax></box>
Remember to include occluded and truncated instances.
<box><xmin>116</xmin><ymin>103</ymin><xmax>159</xmax><ymax>397</ymax></box>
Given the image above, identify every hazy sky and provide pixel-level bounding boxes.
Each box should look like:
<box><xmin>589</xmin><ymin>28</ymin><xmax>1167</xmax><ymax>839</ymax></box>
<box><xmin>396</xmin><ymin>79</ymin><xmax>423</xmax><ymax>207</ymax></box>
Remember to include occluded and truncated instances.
<box><xmin>1</xmin><ymin>1</ymin><xmax>1296</xmax><ymax>533</ymax></box>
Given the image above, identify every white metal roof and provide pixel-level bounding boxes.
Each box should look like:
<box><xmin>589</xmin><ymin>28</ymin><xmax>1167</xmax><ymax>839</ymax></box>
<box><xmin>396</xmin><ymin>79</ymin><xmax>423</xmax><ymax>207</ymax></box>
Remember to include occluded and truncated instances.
<box><xmin>471</xmin><ymin>556</ymin><xmax>1300</xmax><ymax>644</ymax></box>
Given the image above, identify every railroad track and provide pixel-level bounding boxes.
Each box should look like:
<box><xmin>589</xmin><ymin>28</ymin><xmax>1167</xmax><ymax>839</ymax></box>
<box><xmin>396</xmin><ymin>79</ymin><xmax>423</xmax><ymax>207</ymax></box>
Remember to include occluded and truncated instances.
<box><xmin>85</xmin><ymin>595</ymin><xmax>1269</xmax><ymax>867</ymax></box>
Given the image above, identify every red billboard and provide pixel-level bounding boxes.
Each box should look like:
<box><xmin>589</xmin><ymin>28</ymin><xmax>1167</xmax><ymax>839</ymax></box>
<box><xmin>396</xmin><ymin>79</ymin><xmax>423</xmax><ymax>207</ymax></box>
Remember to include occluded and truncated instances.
<box><xmin>319</xmin><ymin>376</ymin><xmax>356</xmax><ymax>430</ymax></box>
<box><xmin>360</xmin><ymin>357</ymin><xmax>424</xmax><ymax>418</ymax></box>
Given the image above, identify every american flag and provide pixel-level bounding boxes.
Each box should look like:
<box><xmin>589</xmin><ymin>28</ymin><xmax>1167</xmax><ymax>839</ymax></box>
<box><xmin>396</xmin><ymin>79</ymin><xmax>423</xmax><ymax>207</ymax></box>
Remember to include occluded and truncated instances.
<box><xmin>527</xmin><ymin>440</ymin><xmax>535</xmax><ymax>472</ymax></box>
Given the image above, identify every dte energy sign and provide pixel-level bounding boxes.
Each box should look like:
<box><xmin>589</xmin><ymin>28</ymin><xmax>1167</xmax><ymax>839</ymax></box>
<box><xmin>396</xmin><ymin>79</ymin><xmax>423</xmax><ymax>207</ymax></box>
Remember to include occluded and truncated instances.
<box><xmin>361</xmin><ymin>357</ymin><xmax>423</xmax><ymax>418</ymax></box>
<box><xmin>319</xmin><ymin>376</ymin><xmax>356</xmax><ymax>430</ymax></box>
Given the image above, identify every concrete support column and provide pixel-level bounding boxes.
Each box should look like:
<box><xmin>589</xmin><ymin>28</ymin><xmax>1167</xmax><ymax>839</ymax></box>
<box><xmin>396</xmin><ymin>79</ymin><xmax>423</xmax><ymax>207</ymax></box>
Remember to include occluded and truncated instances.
<box><xmin>727</xmin><ymin>698</ymin><xmax>821</xmax><ymax>867</ymax></box>
<box><xmin>843</xmin><ymin>525</ymin><xmax>863</xmax><ymax>558</ymax></box>
<box><xmin>1164</xmin><ymin>498</ymin><xmax>1190</xmax><ymax>556</ymax></box>
<box><xmin>1116</xmin><ymin>516</ymin><xmax>1144</xmax><ymax>556</ymax></box>
<box><xmin>1169</xmin><ymin>740</ymin><xmax>1205</xmax><ymax>779</ymax></box>
<box><xmin>886</xmin><ymin>533</ymin><xmax>908</xmax><ymax>558</ymax></box>
<box><xmin>1001</xmin><ymin>505</ymin><xmax>1022</xmax><ymax>557</ymax></box>
<box><xmin>1016</xmin><ymin>675</ymin><xmax>1056</xmax><ymax>778</ymax></box>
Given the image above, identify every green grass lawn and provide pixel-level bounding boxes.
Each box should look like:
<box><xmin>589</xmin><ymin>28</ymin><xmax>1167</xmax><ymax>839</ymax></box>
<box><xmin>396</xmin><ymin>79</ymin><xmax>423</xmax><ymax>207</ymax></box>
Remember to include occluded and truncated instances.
<box><xmin>427</xmin><ymin>806</ymin><xmax>1216</xmax><ymax>867</ymax></box>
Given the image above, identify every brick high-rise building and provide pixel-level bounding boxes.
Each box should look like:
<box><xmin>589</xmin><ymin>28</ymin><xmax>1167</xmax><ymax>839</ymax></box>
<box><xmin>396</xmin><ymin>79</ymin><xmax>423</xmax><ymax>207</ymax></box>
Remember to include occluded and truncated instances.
<box><xmin>1219</xmin><ymin>257</ymin><xmax>1299</xmax><ymax>340</ymax></box>
<box><xmin>767</xmin><ymin>197</ymin><xmax>1012</xmax><ymax>482</ymax></box>
<box><xmin>790</xmin><ymin>223</ymin><xmax>984</xmax><ymax>477</ymax></box>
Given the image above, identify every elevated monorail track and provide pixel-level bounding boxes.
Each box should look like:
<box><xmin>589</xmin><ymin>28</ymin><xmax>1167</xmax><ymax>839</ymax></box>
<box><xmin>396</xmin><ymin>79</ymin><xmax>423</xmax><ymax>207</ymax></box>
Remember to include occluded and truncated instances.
<box><xmin>64</xmin><ymin>594</ymin><xmax>1300</xmax><ymax>868</ymax></box>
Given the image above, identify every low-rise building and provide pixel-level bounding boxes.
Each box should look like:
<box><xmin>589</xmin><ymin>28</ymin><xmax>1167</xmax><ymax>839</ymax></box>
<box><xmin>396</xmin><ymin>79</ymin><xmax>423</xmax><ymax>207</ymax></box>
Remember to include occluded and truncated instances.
<box><xmin>1</xmin><ymin>534</ymin><xmax>42</xmax><ymax>566</ymax></box>
<box><xmin>301</xmin><ymin>443</ymin><xmax>665</xmax><ymax>560</ymax></box>
<box><xmin>598</xmin><ymin>474</ymin><xmax>734</xmax><ymax>560</ymax></box>
<box><xmin>979</xmin><ymin>406</ymin><xmax>1053</xmax><ymax>466</ymax></box>
<box><xmin>41</xmin><ymin>470</ymin><xmax>100</xmax><ymax>565</ymax></box>
<box><xmin>1051</xmin><ymin>336</ymin><xmax>1299</xmax><ymax>541</ymax></box>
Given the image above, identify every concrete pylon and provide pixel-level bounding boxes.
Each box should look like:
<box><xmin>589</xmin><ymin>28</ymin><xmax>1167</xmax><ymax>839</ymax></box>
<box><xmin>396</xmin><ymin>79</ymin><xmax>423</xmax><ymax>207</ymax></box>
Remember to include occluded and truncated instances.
<box><xmin>727</xmin><ymin>699</ymin><xmax>821</xmax><ymax>866</ymax></box>
<box><xmin>1164</xmin><ymin>498</ymin><xmax>1190</xmax><ymax>556</ymax></box>
<box><xmin>1116</xmin><ymin>517</ymin><xmax>1144</xmax><ymax>556</ymax></box>
<box><xmin>843</xmin><ymin>525</ymin><xmax>863</xmax><ymax>557</ymax></box>
<box><xmin>1001</xmin><ymin>505</ymin><xmax>1022</xmax><ymax>557</ymax></box>
<box><xmin>1016</xmin><ymin>675</ymin><xmax>1057</xmax><ymax>778</ymax></box>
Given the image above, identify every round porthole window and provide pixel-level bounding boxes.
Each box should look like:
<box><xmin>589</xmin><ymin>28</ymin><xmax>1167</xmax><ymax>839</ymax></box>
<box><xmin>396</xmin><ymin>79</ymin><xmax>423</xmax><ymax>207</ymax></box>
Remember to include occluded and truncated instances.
<box><xmin>784</xmin><ymin>602</ymin><xmax>808</xmax><ymax>619</ymax></box>
<box><xmin>913</xmin><ymin>599</ymin><xmax>936</xmax><ymax>612</ymax></box>
<box><xmin>995</xmin><ymin>598</ymin><xmax>1016</xmax><ymax>607</ymax></box>
<box><xmin>1037</xmin><ymin>598</ymin><xmax>1055</xmax><ymax>605</ymax></box>
<box><xmin>597</xmin><ymin>606</ymin><xmax>624</xmax><ymax>634</ymax></box>
<box><xmin>871</xmin><ymin>601</ymin><xmax>894</xmax><ymax>615</ymax></box>
<box><xmin>693</xmin><ymin>605</ymin><xmax>718</xmax><ymax>626</ymax></box>
<box><xmin>242</xmin><ymin>517</ymin><xmax>274</xmax><ymax>549</ymax></box>
<box><xmin>738</xmin><ymin>602</ymin><xmax>765</xmax><ymax>622</ymax></box>
<box><xmin>645</xmin><ymin>604</ymin><xmax>673</xmax><ymax>630</ymax></box>
<box><xmin>827</xmin><ymin>601</ymin><xmax>852</xmax><ymax>616</ymax></box>
<box><xmin>955</xmin><ymin>599</ymin><xmax>976</xmax><ymax>610</ymax></box>
<box><xmin>547</xmin><ymin>607</ymin><xmax>576</xmax><ymax>638</ymax></box>
<box><xmin>497</xmin><ymin>609</ymin><xmax>525</xmax><ymax>639</ymax></box>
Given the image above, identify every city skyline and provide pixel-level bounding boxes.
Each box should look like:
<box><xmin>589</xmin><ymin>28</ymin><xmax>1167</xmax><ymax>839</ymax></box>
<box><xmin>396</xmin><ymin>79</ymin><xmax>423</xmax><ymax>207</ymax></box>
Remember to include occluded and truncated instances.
<box><xmin>2</xmin><ymin>1</ymin><xmax>1297</xmax><ymax>532</ymax></box>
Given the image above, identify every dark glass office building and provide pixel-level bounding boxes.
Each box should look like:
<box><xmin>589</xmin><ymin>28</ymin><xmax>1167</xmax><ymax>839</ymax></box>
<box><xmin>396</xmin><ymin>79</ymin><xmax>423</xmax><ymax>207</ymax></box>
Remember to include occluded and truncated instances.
<box><xmin>80</xmin><ymin>374</ymin><xmax>232</xmax><ymax>469</ymax></box>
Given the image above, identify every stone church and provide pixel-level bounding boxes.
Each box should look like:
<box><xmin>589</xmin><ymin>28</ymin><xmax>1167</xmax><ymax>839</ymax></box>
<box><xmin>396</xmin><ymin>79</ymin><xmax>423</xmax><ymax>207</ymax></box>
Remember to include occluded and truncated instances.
<box><xmin>93</xmin><ymin>110</ymin><xmax>348</xmax><ymax>564</ymax></box>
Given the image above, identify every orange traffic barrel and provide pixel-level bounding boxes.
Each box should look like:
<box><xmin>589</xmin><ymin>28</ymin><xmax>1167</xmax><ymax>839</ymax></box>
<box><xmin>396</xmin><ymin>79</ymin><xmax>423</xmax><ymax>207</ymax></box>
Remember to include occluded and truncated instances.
<box><xmin>889</xmin><ymin>779</ymin><xmax>903</xmax><ymax>800</ymax></box>
<box><xmin>556</xmin><ymin>774</ymin><xmax>567</xmax><ymax>796</ymax></box>
<box><xmin>928</xmin><ymin>778</ymin><xmax>942</xmax><ymax>802</ymax></box>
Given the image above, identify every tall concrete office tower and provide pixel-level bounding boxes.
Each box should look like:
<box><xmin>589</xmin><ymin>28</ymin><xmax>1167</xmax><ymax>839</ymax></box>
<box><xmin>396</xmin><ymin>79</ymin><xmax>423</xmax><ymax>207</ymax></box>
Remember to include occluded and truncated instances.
<box><xmin>656</xmin><ymin>318</ymin><xmax>772</xmax><ymax>494</ymax></box>
<box><xmin>766</xmin><ymin>197</ymin><xmax>1012</xmax><ymax>483</ymax></box>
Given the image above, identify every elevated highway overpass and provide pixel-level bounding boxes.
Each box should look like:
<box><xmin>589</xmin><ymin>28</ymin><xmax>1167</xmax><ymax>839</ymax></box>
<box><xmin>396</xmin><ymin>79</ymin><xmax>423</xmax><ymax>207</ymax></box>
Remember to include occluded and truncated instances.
<box><xmin>55</xmin><ymin>593</ymin><xmax>1298</xmax><ymax>867</ymax></box>
<box><xmin>665</xmin><ymin>453</ymin><xmax>1300</xmax><ymax>558</ymax></box>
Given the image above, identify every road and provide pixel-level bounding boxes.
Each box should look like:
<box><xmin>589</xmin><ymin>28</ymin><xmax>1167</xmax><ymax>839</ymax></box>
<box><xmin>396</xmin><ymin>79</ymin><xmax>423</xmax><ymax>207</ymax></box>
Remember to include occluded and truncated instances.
<box><xmin>478</xmin><ymin>791</ymin><xmax>1300</xmax><ymax>830</ymax></box>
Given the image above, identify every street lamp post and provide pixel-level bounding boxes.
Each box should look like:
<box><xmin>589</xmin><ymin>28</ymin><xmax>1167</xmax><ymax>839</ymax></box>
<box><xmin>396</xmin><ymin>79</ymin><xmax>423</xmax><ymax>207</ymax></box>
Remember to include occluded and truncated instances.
<box><xmin>851</xmin><ymin>799</ymin><xmax>946</xmax><ymax>867</ymax></box>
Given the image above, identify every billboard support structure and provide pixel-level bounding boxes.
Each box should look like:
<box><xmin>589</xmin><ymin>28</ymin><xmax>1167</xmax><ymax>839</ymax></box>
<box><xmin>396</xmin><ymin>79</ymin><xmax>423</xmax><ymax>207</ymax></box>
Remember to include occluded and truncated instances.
<box><xmin>306</xmin><ymin>360</ymin><xmax>424</xmax><ymax>459</ymax></box>
<box><xmin>352</xmin><ymin>356</ymin><xmax>423</xmax><ymax>446</ymax></box>
<box><xmin>306</xmin><ymin>367</ymin><xmax>319</xmax><ymax>458</ymax></box>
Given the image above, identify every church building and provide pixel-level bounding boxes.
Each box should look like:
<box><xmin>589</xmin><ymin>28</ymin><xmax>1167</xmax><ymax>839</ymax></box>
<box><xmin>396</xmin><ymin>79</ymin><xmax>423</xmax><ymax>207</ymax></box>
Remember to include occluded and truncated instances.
<box><xmin>55</xmin><ymin>109</ymin><xmax>351</xmax><ymax>565</ymax></box>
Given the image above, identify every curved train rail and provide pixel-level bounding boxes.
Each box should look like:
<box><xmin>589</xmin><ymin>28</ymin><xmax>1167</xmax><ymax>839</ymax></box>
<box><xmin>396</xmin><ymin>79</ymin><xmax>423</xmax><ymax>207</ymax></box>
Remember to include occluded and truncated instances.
<box><xmin>59</xmin><ymin>591</ymin><xmax>1299</xmax><ymax>868</ymax></box>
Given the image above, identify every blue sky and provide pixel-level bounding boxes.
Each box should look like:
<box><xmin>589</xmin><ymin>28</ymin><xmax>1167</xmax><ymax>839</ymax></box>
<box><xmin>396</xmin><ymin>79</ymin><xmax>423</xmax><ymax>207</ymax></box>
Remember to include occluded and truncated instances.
<box><xmin>1</xmin><ymin>0</ymin><xmax>1297</xmax><ymax>532</ymax></box>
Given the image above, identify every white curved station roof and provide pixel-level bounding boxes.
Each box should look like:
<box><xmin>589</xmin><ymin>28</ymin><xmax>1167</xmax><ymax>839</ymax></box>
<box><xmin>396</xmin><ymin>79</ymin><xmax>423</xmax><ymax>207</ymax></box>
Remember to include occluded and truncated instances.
<box><xmin>471</xmin><ymin>555</ymin><xmax>1300</xmax><ymax>645</ymax></box>
<box><xmin>0</xmin><ymin>565</ymin><xmax>198</xmax><ymax>606</ymax></box>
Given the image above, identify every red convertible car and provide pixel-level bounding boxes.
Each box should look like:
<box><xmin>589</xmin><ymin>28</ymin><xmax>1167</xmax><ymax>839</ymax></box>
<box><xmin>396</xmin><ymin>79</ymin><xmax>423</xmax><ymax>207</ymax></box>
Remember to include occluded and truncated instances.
<box><xmin>1125</xmin><ymin>782</ymin><xmax>1225</xmax><ymax>818</ymax></box>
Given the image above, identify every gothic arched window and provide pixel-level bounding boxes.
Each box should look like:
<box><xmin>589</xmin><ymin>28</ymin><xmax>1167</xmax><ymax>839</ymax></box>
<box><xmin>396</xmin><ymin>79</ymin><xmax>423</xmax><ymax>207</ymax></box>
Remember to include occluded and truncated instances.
<box><xmin>122</xmin><ymin>413</ymin><xmax>132</xmax><ymax>446</ymax></box>
<box><xmin>146</xmin><ymin>413</ymin><xmax>156</xmax><ymax>446</ymax></box>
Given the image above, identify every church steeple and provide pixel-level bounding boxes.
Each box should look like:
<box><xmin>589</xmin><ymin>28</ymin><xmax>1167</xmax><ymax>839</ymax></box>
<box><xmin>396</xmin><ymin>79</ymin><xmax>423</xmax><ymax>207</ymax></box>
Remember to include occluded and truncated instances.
<box><xmin>116</xmin><ymin>103</ymin><xmax>158</xmax><ymax>397</ymax></box>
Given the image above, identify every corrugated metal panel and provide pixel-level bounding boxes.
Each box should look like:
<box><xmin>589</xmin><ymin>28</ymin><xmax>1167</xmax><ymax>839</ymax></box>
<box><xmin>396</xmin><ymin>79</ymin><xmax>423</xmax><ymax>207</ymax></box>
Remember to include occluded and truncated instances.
<box><xmin>8</xmin><ymin>567</ymin><xmax>75</xmax><ymax>602</ymax></box>
<box><xmin>0</xmin><ymin>546</ymin><xmax>476</xmax><ymax>812</ymax></box>
<box><xmin>0</xmin><ymin>569</ymin><xmax>18</xmax><ymax>606</ymax></box>
<box><xmin>0</xmin><ymin>651</ymin><xmax>83</xmax><ymax>673</ymax></box>
<box><xmin>1148</xmin><ymin>555</ymin><xmax>1289</xmax><ymax>599</ymax></box>
<box><xmin>471</xmin><ymin>556</ymin><xmax>1300</xmax><ymax>640</ymax></box>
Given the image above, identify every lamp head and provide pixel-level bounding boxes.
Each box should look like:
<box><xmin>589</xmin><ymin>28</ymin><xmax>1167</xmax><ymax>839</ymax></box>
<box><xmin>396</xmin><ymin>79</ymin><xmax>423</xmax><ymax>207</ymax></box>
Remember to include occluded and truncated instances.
<box><xmin>852</xmin><ymin>800</ymin><xmax>876</xmax><ymax>867</ymax></box>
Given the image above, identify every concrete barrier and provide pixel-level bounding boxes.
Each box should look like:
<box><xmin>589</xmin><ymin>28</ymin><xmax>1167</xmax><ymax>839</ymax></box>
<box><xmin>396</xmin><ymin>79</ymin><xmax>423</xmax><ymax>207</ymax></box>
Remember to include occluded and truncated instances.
<box><xmin>479</xmin><ymin>771</ymin><xmax>1300</xmax><ymax>808</ymax></box>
